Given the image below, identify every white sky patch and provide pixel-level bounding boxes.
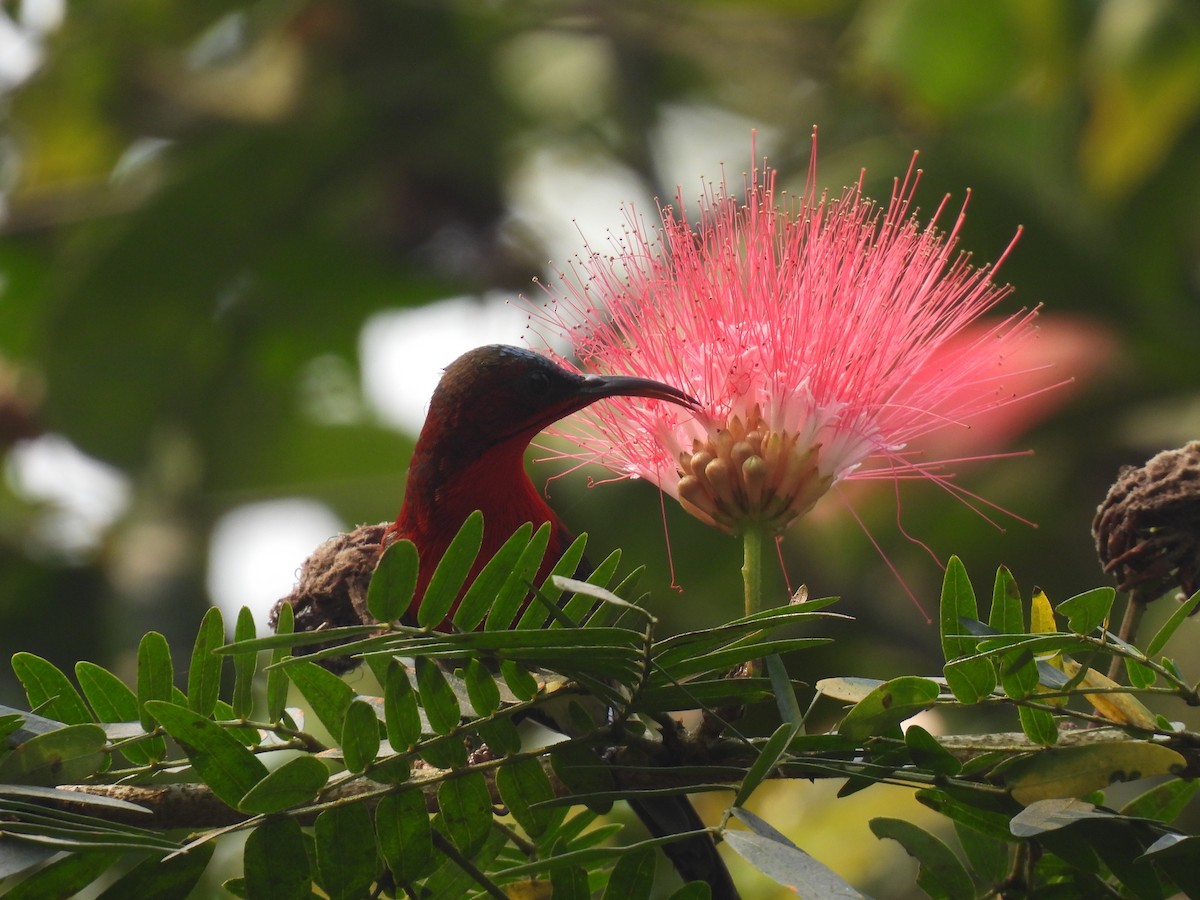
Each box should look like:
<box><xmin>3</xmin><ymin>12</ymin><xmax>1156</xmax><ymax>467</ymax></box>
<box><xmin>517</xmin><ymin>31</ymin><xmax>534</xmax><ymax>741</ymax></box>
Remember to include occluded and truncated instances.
<box><xmin>508</xmin><ymin>105</ymin><xmax>773</xmax><ymax>269</ymax></box>
<box><xmin>652</xmin><ymin>104</ymin><xmax>779</xmax><ymax>216</ymax></box>
<box><xmin>0</xmin><ymin>13</ymin><xmax>41</xmax><ymax>89</ymax></box>
<box><xmin>5</xmin><ymin>434</ymin><xmax>131</xmax><ymax>556</ymax></box>
<box><xmin>0</xmin><ymin>0</ymin><xmax>64</xmax><ymax>92</ymax></box>
<box><xmin>360</xmin><ymin>293</ymin><xmax>529</xmax><ymax>434</ymax></box>
<box><xmin>18</xmin><ymin>0</ymin><xmax>65</xmax><ymax>34</ymax></box>
<box><xmin>507</xmin><ymin>145</ymin><xmax>653</xmax><ymax>267</ymax></box>
<box><xmin>207</xmin><ymin>498</ymin><xmax>344</xmax><ymax>629</ymax></box>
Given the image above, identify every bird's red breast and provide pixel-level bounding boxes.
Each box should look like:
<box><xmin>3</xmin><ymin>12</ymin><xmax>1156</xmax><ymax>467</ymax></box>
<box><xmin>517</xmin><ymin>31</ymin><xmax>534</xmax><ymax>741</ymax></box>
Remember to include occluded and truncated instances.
<box><xmin>383</xmin><ymin>430</ymin><xmax>571</xmax><ymax>622</ymax></box>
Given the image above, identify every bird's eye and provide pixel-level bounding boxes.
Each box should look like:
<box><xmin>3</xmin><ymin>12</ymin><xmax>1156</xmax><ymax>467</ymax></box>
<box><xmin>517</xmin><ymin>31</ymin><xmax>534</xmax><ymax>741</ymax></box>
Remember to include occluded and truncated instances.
<box><xmin>525</xmin><ymin>370</ymin><xmax>552</xmax><ymax>397</ymax></box>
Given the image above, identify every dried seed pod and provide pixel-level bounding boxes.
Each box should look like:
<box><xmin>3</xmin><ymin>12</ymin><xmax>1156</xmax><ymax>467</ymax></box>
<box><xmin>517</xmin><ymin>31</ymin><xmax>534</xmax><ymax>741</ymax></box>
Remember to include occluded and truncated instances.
<box><xmin>1093</xmin><ymin>442</ymin><xmax>1200</xmax><ymax>602</ymax></box>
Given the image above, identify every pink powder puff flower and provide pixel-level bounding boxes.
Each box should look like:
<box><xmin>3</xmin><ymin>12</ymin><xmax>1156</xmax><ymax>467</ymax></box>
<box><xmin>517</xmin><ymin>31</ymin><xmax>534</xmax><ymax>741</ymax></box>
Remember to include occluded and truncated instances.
<box><xmin>526</xmin><ymin>135</ymin><xmax>1052</xmax><ymax>542</ymax></box>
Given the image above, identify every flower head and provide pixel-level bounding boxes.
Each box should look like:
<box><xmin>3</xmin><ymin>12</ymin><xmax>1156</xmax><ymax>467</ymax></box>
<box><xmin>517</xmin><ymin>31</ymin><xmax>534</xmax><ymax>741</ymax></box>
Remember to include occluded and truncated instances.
<box><xmin>527</xmin><ymin>135</ymin><xmax>1047</xmax><ymax>537</ymax></box>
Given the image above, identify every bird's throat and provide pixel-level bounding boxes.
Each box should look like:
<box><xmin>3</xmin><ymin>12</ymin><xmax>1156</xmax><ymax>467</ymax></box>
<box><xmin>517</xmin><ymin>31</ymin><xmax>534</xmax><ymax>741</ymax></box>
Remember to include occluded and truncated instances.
<box><xmin>441</xmin><ymin>441</ymin><xmax>558</xmax><ymax>540</ymax></box>
<box><xmin>395</xmin><ymin>436</ymin><xmax>562</xmax><ymax>613</ymax></box>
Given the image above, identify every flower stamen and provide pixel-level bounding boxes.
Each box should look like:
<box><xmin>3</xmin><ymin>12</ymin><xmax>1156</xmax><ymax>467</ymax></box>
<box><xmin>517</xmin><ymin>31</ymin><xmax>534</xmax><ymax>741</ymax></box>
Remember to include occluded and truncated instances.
<box><xmin>676</xmin><ymin>404</ymin><xmax>835</xmax><ymax>535</ymax></box>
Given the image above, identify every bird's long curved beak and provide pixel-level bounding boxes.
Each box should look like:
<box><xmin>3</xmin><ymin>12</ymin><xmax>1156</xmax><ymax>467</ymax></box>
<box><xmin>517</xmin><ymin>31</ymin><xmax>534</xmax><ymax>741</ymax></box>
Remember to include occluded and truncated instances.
<box><xmin>578</xmin><ymin>373</ymin><xmax>699</xmax><ymax>410</ymax></box>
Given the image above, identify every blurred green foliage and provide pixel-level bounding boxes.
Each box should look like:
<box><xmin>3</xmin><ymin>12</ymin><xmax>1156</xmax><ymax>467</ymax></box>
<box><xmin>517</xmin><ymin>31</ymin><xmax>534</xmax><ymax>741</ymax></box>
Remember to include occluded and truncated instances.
<box><xmin>1</xmin><ymin>0</ymin><xmax>1199</xmax><ymax>895</ymax></box>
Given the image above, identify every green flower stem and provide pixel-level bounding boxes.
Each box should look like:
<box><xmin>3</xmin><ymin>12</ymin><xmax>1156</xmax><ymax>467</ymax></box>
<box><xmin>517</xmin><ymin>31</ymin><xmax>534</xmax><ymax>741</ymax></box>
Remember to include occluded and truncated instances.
<box><xmin>742</xmin><ymin>524</ymin><xmax>766</xmax><ymax>621</ymax></box>
<box><xmin>741</xmin><ymin>525</ymin><xmax>768</xmax><ymax>677</ymax></box>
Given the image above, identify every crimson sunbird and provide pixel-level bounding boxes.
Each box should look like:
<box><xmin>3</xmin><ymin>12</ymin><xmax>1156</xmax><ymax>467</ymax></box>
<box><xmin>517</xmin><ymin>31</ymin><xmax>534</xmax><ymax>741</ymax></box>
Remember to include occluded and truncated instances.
<box><xmin>386</xmin><ymin>344</ymin><xmax>737</xmax><ymax>896</ymax></box>
<box><xmin>382</xmin><ymin>343</ymin><xmax>696</xmax><ymax>619</ymax></box>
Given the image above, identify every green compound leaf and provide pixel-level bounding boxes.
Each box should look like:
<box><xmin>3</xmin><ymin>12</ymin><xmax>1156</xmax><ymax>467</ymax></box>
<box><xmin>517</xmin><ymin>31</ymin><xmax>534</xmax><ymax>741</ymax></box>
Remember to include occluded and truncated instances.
<box><xmin>96</xmin><ymin>845</ymin><xmax>214</xmax><ymax>900</ymax></box>
<box><xmin>486</xmin><ymin>521</ymin><xmax>551</xmax><ymax>630</ymax></box>
<box><xmin>244</xmin><ymin>816</ymin><xmax>310</xmax><ymax>900</ymax></box>
<box><xmin>954</xmin><ymin>822</ymin><xmax>1010</xmax><ymax>885</ymax></box>
<box><xmin>940</xmin><ymin>556</ymin><xmax>980</xmax><ymax>661</ymax></box>
<box><xmin>837</xmin><ymin>676</ymin><xmax>939</xmax><ymax>741</ymax></box>
<box><xmin>267</xmin><ymin>600</ymin><xmax>294</xmax><ymax>723</ymax></box>
<box><xmin>735</xmin><ymin>722</ymin><xmax>797</xmax><ymax>807</ymax></box>
<box><xmin>315</xmin><ymin>803</ymin><xmax>378</xmax><ymax>900</ymax></box>
<box><xmin>602</xmin><ymin>846</ymin><xmax>656</xmax><ymax>898</ymax></box>
<box><xmin>368</xmin><ymin>538</ymin><xmax>419</xmax><ymax>625</ymax></box>
<box><xmin>521</xmin><ymin>531</ymin><xmax>589</xmax><ymax>630</ymax></box>
<box><xmin>145</xmin><ymin>701</ymin><xmax>268</xmax><ymax>809</ymax></box>
<box><xmin>1124</xmin><ymin>656</ymin><xmax>1157</xmax><ymax>689</ymax></box>
<box><xmin>75</xmin><ymin>661</ymin><xmax>154</xmax><ymax>766</ymax></box>
<box><xmin>1056</xmin><ymin>587</ymin><xmax>1115</xmax><ymax>636</ymax></box>
<box><xmin>1017</xmin><ymin>704</ymin><xmax>1058</xmax><ymax>747</ymax></box>
<box><xmin>415</xmin><ymin>657</ymin><xmax>461</xmax><ymax>736</ymax></box>
<box><xmin>285</xmin><ymin>660</ymin><xmax>356</xmax><ymax>739</ymax></box>
<box><xmin>728</xmin><ymin>807</ymin><xmax>863</xmax><ymax>898</ymax></box>
<box><xmin>0</xmin><ymin>723</ymin><xmax>107</xmax><ymax>786</ymax></box>
<box><xmin>376</xmin><ymin>789</ymin><xmax>434</xmax><ymax>884</ymax></box>
<box><xmin>916</xmin><ymin>788</ymin><xmax>1016</xmax><ymax>844</ymax></box>
<box><xmin>368</xmin><ymin>752</ymin><xmax>411</xmax><ymax>786</ymax></box>
<box><xmin>870</xmin><ymin>817</ymin><xmax>973</xmax><ymax>900</ymax></box>
<box><xmin>496</xmin><ymin>756</ymin><xmax>563</xmax><ymax>838</ymax></box>
<box><xmin>1004</xmin><ymin>741</ymin><xmax>1186</xmax><ymax>805</ymax></box>
<box><xmin>1119</xmin><ymin>775</ymin><xmax>1200</xmax><ymax>823</ymax></box>
<box><xmin>11</xmin><ymin>652</ymin><xmax>92</xmax><ymax>726</ymax></box>
<box><xmin>384</xmin><ymin>662</ymin><xmax>421</xmax><ymax>750</ymax></box>
<box><xmin>988</xmin><ymin>565</ymin><xmax>1024</xmax><ymax>635</ymax></box>
<box><xmin>238</xmin><ymin>754</ymin><xmax>329</xmax><ymax>814</ymax></box>
<box><xmin>437</xmin><ymin>771</ymin><xmax>492</xmax><ymax>857</ymax></box>
<box><xmin>476</xmin><ymin>717</ymin><xmax>521</xmax><ymax>757</ymax></box>
<box><xmin>551</xmin><ymin>865</ymin><xmax>591</xmax><ymax>898</ymax></box>
<box><xmin>501</xmin><ymin>660</ymin><xmax>538</xmax><ymax>702</ymax></box>
<box><xmin>2</xmin><ymin>851</ymin><xmax>119</xmax><ymax>900</ymax></box>
<box><xmin>904</xmin><ymin>725</ymin><xmax>961</xmax><ymax>777</ymax></box>
<box><xmin>232</xmin><ymin>607</ymin><xmax>257</xmax><ymax>720</ymax></box>
<box><xmin>137</xmin><ymin>632</ymin><xmax>174</xmax><ymax>734</ymax></box>
<box><xmin>518</xmin><ymin>536</ymin><xmax>591</xmax><ymax>631</ymax></box>
<box><xmin>944</xmin><ymin>655</ymin><xmax>996</xmax><ymax>704</ymax></box>
<box><xmin>418</xmin><ymin>510</ymin><xmax>483</xmax><ymax>629</ymax></box>
<box><xmin>550</xmin><ymin>743</ymin><xmax>615</xmax><ymax>814</ymax></box>
<box><xmin>1146</xmin><ymin>587</ymin><xmax>1200</xmax><ymax>657</ymax></box>
<box><xmin>767</xmin><ymin>653</ymin><xmax>803</xmax><ymax>727</ymax></box>
<box><xmin>214</xmin><ymin>699</ymin><xmax>259</xmax><ymax>746</ymax></box>
<box><xmin>463</xmin><ymin>657</ymin><xmax>501</xmax><ymax>718</ymax></box>
<box><xmin>188</xmin><ymin>606</ymin><xmax>225</xmax><ymax>718</ymax></box>
<box><xmin>997</xmin><ymin>645</ymin><xmax>1040</xmax><ymax>701</ymax></box>
<box><xmin>940</xmin><ymin>558</ymin><xmax>994</xmax><ymax>701</ymax></box>
<box><xmin>341</xmin><ymin>698</ymin><xmax>381</xmax><ymax>774</ymax></box>
<box><xmin>453</xmin><ymin>523</ymin><xmax>533</xmax><ymax>632</ymax></box>
<box><xmin>419</xmin><ymin>734</ymin><xmax>468</xmax><ymax>773</ymax></box>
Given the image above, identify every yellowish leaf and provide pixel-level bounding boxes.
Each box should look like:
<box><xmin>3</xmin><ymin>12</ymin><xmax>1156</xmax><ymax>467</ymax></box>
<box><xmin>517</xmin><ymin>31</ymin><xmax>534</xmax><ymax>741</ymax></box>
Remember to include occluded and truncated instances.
<box><xmin>1060</xmin><ymin>659</ymin><xmax>1157</xmax><ymax>731</ymax></box>
<box><xmin>505</xmin><ymin>879</ymin><xmax>554</xmax><ymax>899</ymax></box>
<box><xmin>1005</xmin><ymin>741</ymin><xmax>1185</xmax><ymax>805</ymax></box>
<box><xmin>1030</xmin><ymin>589</ymin><xmax>1057</xmax><ymax>634</ymax></box>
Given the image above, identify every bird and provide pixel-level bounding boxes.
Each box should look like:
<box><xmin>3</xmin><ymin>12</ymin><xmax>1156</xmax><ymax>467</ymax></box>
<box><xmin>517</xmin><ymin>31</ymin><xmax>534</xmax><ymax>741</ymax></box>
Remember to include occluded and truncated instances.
<box><xmin>381</xmin><ymin>343</ymin><xmax>692</xmax><ymax>621</ymax></box>
<box><xmin>385</xmin><ymin>344</ymin><xmax>739</xmax><ymax>898</ymax></box>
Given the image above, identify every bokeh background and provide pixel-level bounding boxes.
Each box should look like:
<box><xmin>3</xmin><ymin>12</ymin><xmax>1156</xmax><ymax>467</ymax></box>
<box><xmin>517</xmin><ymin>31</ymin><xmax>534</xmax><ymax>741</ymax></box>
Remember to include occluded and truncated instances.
<box><xmin>1</xmin><ymin>0</ymin><xmax>1199</xmax><ymax>895</ymax></box>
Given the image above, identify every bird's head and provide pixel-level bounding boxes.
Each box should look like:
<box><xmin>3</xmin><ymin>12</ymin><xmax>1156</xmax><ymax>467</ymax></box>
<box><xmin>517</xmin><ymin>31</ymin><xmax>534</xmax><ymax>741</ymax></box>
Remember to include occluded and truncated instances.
<box><xmin>420</xmin><ymin>344</ymin><xmax>696</xmax><ymax>461</ymax></box>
